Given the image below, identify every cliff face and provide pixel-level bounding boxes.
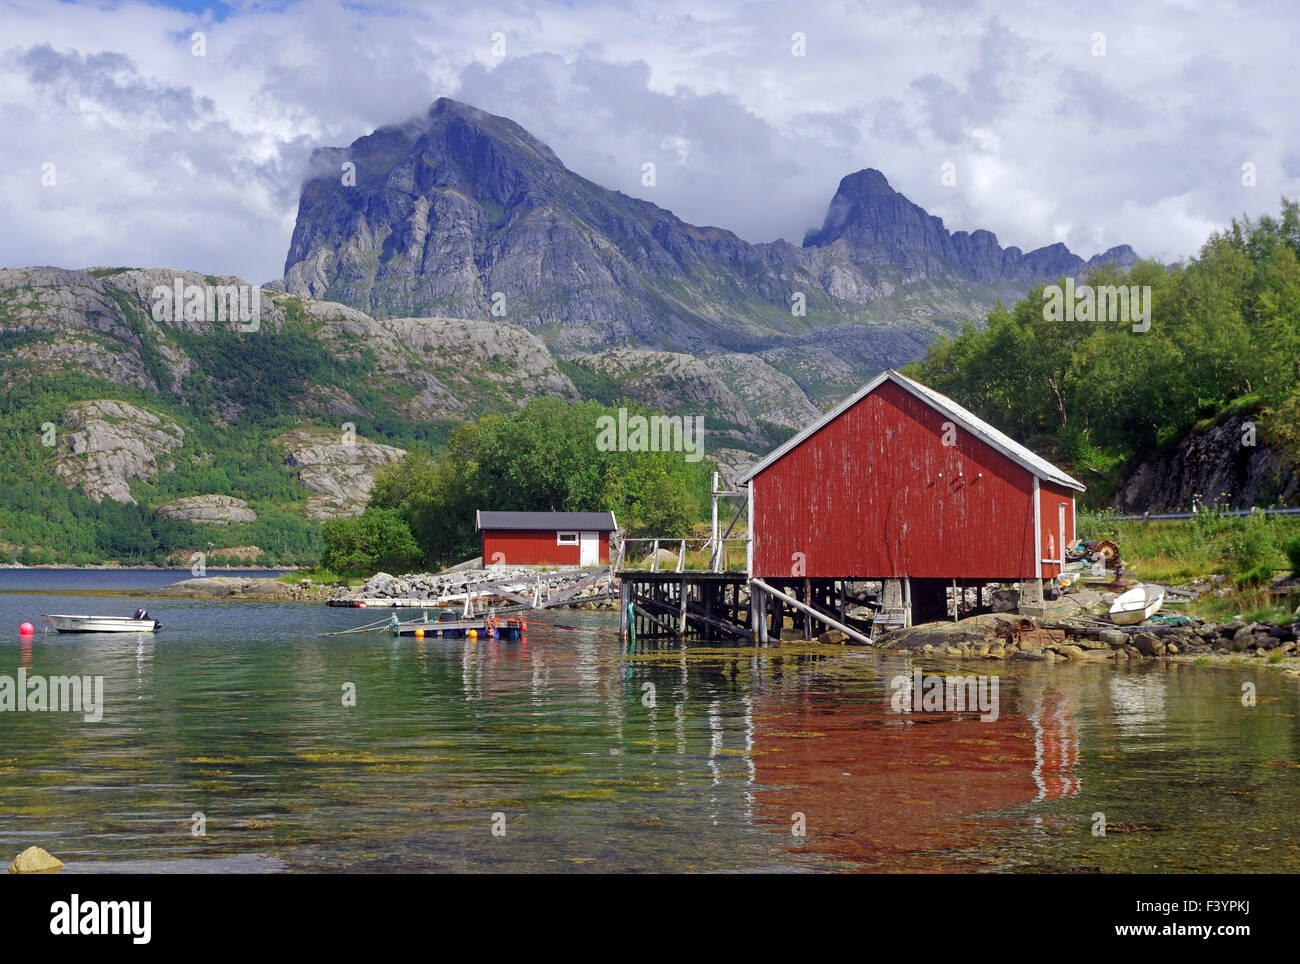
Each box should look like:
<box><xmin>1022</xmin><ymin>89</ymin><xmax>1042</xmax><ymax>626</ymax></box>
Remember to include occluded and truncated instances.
<box><xmin>1114</xmin><ymin>414</ymin><xmax>1299</xmax><ymax>512</ymax></box>
<box><xmin>51</xmin><ymin>399</ymin><xmax>184</xmax><ymax>504</ymax></box>
<box><xmin>277</xmin><ymin>427</ymin><xmax>407</xmax><ymax>520</ymax></box>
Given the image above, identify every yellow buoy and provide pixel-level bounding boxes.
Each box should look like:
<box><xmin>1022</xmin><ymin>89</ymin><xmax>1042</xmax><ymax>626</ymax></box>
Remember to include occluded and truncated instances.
<box><xmin>468</xmin><ymin>629</ymin><xmax>478</xmax><ymax>639</ymax></box>
<box><xmin>415</xmin><ymin>629</ymin><xmax>424</xmax><ymax>638</ymax></box>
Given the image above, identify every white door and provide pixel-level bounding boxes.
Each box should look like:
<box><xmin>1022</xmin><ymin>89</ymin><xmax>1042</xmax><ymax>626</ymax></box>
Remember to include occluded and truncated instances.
<box><xmin>579</xmin><ymin>531</ymin><xmax>599</xmax><ymax>567</ymax></box>
<box><xmin>1058</xmin><ymin>503</ymin><xmax>1067</xmax><ymax>568</ymax></box>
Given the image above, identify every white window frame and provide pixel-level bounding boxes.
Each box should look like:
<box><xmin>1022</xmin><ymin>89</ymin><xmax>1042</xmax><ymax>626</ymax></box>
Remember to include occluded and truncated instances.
<box><xmin>556</xmin><ymin>531</ymin><xmax>579</xmax><ymax>546</ymax></box>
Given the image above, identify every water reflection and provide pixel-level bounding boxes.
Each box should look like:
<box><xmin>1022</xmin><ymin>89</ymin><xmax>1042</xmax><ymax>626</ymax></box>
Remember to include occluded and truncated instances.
<box><xmin>0</xmin><ymin>583</ymin><xmax>1297</xmax><ymax>872</ymax></box>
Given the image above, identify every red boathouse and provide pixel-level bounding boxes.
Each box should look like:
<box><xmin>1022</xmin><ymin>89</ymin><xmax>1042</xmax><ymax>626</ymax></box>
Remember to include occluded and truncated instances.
<box><xmin>738</xmin><ymin>369</ymin><xmax>1085</xmax><ymax>625</ymax></box>
<box><xmin>477</xmin><ymin>511</ymin><xmax>617</xmax><ymax>568</ymax></box>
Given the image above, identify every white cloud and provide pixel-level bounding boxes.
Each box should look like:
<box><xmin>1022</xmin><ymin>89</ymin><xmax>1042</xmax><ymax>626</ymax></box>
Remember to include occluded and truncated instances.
<box><xmin>0</xmin><ymin>0</ymin><xmax>1295</xmax><ymax>282</ymax></box>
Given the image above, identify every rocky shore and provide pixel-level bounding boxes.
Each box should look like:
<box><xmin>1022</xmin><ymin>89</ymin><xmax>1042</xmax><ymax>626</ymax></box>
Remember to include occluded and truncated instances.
<box><xmin>151</xmin><ymin>575</ymin><xmax>332</xmax><ymax>601</ymax></box>
<box><xmin>333</xmin><ymin>567</ymin><xmax>618</xmax><ymax>610</ymax></box>
<box><xmin>872</xmin><ymin>612</ymin><xmax>1300</xmax><ymax>669</ymax></box>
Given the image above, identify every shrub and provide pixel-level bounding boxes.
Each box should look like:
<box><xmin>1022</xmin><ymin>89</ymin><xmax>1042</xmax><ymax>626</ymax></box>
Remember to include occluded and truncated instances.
<box><xmin>1234</xmin><ymin>563</ymin><xmax>1274</xmax><ymax>590</ymax></box>
<box><xmin>1224</xmin><ymin>525</ymin><xmax>1269</xmax><ymax>574</ymax></box>
<box><xmin>1286</xmin><ymin>535</ymin><xmax>1300</xmax><ymax>575</ymax></box>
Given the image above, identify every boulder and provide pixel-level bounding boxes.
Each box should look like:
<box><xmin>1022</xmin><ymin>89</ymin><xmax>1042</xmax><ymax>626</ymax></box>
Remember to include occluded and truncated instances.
<box><xmin>1132</xmin><ymin>633</ymin><xmax>1166</xmax><ymax>657</ymax></box>
<box><xmin>364</xmin><ymin>572</ymin><xmax>395</xmax><ymax>596</ymax></box>
<box><xmin>817</xmin><ymin>629</ymin><xmax>849</xmax><ymax>645</ymax></box>
<box><xmin>9</xmin><ymin>847</ymin><xmax>62</xmax><ymax>874</ymax></box>
<box><xmin>1099</xmin><ymin>630</ymin><xmax>1129</xmax><ymax>648</ymax></box>
<box><xmin>640</xmin><ymin>548</ymin><xmax>682</xmax><ymax>569</ymax></box>
<box><xmin>990</xmin><ymin>589</ymin><xmax>1020</xmax><ymax>613</ymax></box>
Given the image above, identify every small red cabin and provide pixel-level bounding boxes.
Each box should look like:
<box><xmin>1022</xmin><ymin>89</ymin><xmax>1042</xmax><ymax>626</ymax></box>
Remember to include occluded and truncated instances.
<box><xmin>477</xmin><ymin>511</ymin><xmax>617</xmax><ymax>568</ymax></box>
<box><xmin>739</xmin><ymin>370</ymin><xmax>1084</xmax><ymax>619</ymax></box>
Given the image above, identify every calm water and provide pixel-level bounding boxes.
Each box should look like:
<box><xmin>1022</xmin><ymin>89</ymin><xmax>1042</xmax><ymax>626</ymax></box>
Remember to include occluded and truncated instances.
<box><xmin>1</xmin><ymin>569</ymin><xmax>1298</xmax><ymax>873</ymax></box>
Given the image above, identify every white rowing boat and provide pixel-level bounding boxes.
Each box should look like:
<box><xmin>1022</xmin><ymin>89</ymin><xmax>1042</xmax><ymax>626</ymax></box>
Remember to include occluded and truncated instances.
<box><xmin>42</xmin><ymin>610</ymin><xmax>161</xmax><ymax>633</ymax></box>
<box><xmin>1108</xmin><ymin>585</ymin><xmax>1164</xmax><ymax>625</ymax></box>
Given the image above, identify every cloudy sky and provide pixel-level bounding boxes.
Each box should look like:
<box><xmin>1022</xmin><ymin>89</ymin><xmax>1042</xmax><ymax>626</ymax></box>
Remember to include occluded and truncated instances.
<box><xmin>1</xmin><ymin>0</ymin><xmax>1294</xmax><ymax>283</ymax></box>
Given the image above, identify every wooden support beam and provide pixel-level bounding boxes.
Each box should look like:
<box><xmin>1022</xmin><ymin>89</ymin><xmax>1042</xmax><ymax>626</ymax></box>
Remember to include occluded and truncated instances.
<box><xmin>679</xmin><ymin>577</ymin><xmax>688</xmax><ymax>636</ymax></box>
<box><xmin>633</xmin><ymin>588</ymin><xmax>749</xmax><ymax>639</ymax></box>
<box><xmin>750</xmin><ymin>578</ymin><xmax>874</xmax><ymax>646</ymax></box>
<box><xmin>632</xmin><ymin>602</ymin><xmax>678</xmax><ymax>637</ymax></box>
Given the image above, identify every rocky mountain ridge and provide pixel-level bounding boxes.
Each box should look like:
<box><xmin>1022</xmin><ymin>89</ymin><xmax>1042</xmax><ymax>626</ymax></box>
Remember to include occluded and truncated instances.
<box><xmin>281</xmin><ymin>98</ymin><xmax>1137</xmax><ymax>403</ymax></box>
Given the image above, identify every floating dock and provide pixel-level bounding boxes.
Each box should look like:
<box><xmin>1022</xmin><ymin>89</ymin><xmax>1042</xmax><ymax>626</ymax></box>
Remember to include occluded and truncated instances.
<box><xmin>391</xmin><ymin>615</ymin><xmax>528</xmax><ymax>638</ymax></box>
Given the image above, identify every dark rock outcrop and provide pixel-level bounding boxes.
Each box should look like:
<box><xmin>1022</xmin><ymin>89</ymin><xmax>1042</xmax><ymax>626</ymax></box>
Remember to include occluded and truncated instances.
<box><xmin>1114</xmin><ymin>413</ymin><xmax>1298</xmax><ymax>511</ymax></box>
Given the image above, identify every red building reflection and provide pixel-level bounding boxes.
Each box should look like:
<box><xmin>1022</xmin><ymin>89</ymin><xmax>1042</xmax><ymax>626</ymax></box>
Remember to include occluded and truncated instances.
<box><xmin>751</xmin><ymin>673</ymin><xmax>1080</xmax><ymax>870</ymax></box>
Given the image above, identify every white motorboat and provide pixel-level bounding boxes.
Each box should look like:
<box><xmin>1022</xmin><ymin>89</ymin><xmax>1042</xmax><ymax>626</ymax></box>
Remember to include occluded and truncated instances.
<box><xmin>42</xmin><ymin>609</ymin><xmax>161</xmax><ymax>633</ymax></box>
<box><xmin>1108</xmin><ymin>585</ymin><xmax>1164</xmax><ymax>625</ymax></box>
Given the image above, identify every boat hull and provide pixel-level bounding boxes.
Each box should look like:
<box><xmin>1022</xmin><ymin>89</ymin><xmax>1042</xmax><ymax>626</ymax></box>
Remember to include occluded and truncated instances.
<box><xmin>43</xmin><ymin>615</ymin><xmax>160</xmax><ymax>633</ymax></box>
<box><xmin>1108</xmin><ymin>586</ymin><xmax>1164</xmax><ymax>625</ymax></box>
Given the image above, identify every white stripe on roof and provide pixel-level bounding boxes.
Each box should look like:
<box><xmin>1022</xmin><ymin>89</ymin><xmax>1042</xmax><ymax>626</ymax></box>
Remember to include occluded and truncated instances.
<box><xmin>737</xmin><ymin>369</ymin><xmax>1085</xmax><ymax>491</ymax></box>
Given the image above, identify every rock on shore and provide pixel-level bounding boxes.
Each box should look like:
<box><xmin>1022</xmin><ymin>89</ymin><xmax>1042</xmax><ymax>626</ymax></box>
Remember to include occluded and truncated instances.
<box><xmin>9</xmin><ymin>847</ymin><xmax>62</xmax><ymax>874</ymax></box>
<box><xmin>154</xmin><ymin>576</ymin><xmax>330</xmax><ymax>601</ymax></box>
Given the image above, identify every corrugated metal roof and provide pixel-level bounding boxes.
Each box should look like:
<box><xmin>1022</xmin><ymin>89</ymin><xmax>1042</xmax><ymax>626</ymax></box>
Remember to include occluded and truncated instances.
<box><xmin>476</xmin><ymin>510</ymin><xmax>618</xmax><ymax>531</ymax></box>
<box><xmin>738</xmin><ymin>369</ymin><xmax>1085</xmax><ymax>491</ymax></box>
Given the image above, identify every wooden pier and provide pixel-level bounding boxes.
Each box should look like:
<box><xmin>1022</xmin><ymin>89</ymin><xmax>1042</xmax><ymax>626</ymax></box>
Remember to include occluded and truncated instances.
<box><xmin>617</xmin><ymin>570</ymin><xmax>877</xmax><ymax>645</ymax></box>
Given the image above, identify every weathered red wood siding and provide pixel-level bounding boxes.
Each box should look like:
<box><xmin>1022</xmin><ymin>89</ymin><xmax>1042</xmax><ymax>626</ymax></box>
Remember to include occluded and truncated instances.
<box><xmin>752</xmin><ymin>379</ymin><xmax>1046</xmax><ymax>580</ymax></box>
<box><xmin>1038</xmin><ymin>481</ymin><xmax>1076</xmax><ymax>579</ymax></box>
<box><xmin>481</xmin><ymin>530</ymin><xmax>608</xmax><ymax>566</ymax></box>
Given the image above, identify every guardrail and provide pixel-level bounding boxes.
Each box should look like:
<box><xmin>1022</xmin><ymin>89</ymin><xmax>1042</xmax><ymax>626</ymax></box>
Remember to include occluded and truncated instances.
<box><xmin>1104</xmin><ymin>507</ymin><xmax>1300</xmax><ymax>522</ymax></box>
<box><xmin>616</xmin><ymin>536</ymin><xmax>749</xmax><ymax>572</ymax></box>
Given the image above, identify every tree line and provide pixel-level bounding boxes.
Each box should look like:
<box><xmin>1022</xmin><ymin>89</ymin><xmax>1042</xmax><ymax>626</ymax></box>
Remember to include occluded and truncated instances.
<box><xmin>903</xmin><ymin>200</ymin><xmax>1300</xmax><ymax>504</ymax></box>
<box><xmin>322</xmin><ymin>398</ymin><xmax>715</xmax><ymax>574</ymax></box>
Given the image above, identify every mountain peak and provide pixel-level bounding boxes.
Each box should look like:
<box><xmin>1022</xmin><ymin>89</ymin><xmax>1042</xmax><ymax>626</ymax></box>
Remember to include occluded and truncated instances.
<box><xmin>802</xmin><ymin>168</ymin><xmax>943</xmax><ymax>252</ymax></box>
<box><xmin>802</xmin><ymin>167</ymin><xmax>1136</xmax><ymax>284</ymax></box>
<box><xmin>282</xmin><ymin>98</ymin><xmax>1136</xmax><ymax>368</ymax></box>
<box><xmin>835</xmin><ymin>169</ymin><xmax>897</xmax><ymax>198</ymax></box>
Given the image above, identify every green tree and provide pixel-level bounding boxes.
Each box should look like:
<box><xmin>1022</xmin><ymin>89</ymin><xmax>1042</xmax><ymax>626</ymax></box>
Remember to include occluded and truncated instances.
<box><xmin>320</xmin><ymin>509</ymin><xmax>423</xmax><ymax>576</ymax></box>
